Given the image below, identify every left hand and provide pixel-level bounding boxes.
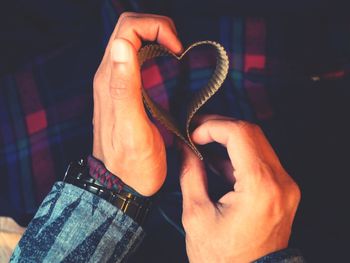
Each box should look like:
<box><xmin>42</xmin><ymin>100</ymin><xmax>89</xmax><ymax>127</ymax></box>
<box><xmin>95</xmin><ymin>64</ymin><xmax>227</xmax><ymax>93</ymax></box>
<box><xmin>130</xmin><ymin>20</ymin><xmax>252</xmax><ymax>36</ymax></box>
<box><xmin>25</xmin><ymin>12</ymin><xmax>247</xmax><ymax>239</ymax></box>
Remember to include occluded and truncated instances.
<box><xmin>92</xmin><ymin>12</ymin><xmax>183</xmax><ymax>196</ymax></box>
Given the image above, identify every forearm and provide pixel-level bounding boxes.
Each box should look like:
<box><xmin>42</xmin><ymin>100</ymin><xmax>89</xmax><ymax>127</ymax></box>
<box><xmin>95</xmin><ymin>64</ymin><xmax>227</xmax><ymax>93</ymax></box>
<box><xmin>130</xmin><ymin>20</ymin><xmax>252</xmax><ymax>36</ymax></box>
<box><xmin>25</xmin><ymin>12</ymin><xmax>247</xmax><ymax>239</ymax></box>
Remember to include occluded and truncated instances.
<box><xmin>10</xmin><ymin>182</ymin><xmax>144</xmax><ymax>263</ymax></box>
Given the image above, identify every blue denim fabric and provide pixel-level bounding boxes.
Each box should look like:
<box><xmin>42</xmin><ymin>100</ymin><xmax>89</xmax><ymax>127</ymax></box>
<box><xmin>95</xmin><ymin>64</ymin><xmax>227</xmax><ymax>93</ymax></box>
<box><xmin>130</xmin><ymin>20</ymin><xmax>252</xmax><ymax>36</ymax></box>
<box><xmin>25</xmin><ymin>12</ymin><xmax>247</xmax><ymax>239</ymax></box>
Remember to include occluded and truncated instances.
<box><xmin>10</xmin><ymin>182</ymin><xmax>144</xmax><ymax>263</ymax></box>
<box><xmin>10</xmin><ymin>181</ymin><xmax>305</xmax><ymax>262</ymax></box>
<box><xmin>255</xmin><ymin>249</ymin><xmax>306</xmax><ymax>263</ymax></box>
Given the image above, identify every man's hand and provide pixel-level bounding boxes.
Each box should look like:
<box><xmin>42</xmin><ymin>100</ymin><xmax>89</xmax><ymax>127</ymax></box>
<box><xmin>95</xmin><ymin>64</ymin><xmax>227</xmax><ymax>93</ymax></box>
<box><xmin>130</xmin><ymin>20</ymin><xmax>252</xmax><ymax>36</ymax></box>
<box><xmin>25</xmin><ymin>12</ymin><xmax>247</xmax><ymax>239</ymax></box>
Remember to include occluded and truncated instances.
<box><xmin>180</xmin><ymin>115</ymin><xmax>301</xmax><ymax>262</ymax></box>
<box><xmin>93</xmin><ymin>12</ymin><xmax>183</xmax><ymax>196</ymax></box>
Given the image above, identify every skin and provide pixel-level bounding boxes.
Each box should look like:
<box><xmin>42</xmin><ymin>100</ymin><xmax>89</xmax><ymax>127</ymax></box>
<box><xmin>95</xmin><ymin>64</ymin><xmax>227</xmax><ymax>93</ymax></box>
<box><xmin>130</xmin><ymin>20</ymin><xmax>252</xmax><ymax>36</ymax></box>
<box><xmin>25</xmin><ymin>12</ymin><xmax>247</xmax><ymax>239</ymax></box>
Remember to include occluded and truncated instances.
<box><xmin>93</xmin><ymin>12</ymin><xmax>301</xmax><ymax>262</ymax></box>
<box><xmin>180</xmin><ymin>115</ymin><xmax>301</xmax><ymax>262</ymax></box>
<box><xmin>93</xmin><ymin>12</ymin><xmax>183</xmax><ymax>196</ymax></box>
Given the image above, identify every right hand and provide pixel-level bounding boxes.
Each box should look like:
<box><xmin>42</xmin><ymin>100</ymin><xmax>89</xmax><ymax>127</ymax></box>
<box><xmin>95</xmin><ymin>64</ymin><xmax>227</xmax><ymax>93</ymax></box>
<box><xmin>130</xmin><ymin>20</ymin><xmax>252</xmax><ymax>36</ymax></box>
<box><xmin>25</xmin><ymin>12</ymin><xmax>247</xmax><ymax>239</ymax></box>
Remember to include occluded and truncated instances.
<box><xmin>180</xmin><ymin>115</ymin><xmax>301</xmax><ymax>263</ymax></box>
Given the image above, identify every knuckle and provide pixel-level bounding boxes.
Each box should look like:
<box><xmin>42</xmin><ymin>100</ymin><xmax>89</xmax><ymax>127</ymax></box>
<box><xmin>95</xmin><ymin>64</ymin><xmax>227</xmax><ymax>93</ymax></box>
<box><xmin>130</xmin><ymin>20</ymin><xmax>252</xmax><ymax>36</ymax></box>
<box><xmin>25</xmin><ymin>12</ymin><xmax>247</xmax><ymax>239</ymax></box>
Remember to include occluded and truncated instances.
<box><xmin>159</xmin><ymin>15</ymin><xmax>174</xmax><ymax>25</ymax></box>
<box><xmin>288</xmin><ymin>180</ymin><xmax>301</xmax><ymax>205</ymax></box>
<box><xmin>118</xmin><ymin>12</ymin><xmax>134</xmax><ymax>20</ymax></box>
<box><xmin>147</xmin><ymin>14</ymin><xmax>173</xmax><ymax>24</ymax></box>
<box><xmin>265</xmin><ymin>176</ymin><xmax>301</xmax><ymax>217</ymax></box>
<box><xmin>228</xmin><ymin>120</ymin><xmax>264</xmax><ymax>139</ymax></box>
<box><xmin>117</xmin><ymin>13</ymin><xmax>137</xmax><ymax>31</ymax></box>
<box><xmin>120</xmin><ymin>17</ymin><xmax>133</xmax><ymax>30</ymax></box>
<box><xmin>227</xmin><ymin>119</ymin><xmax>249</xmax><ymax>130</ymax></box>
<box><xmin>239</xmin><ymin>120</ymin><xmax>260</xmax><ymax>131</ymax></box>
<box><xmin>204</xmin><ymin>118</ymin><xmax>227</xmax><ymax>131</ymax></box>
<box><xmin>109</xmin><ymin>78</ymin><xmax>130</xmax><ymax>99</ymax></box>
<box><xmin>148</xmin><ymin>17</ymin><xmax>166</xmax><ymax>32</ymax></box>
<box><xmin>244</xmin><ymin>121</ymin><xmax>260</xmax><ymax>132</ymax></box>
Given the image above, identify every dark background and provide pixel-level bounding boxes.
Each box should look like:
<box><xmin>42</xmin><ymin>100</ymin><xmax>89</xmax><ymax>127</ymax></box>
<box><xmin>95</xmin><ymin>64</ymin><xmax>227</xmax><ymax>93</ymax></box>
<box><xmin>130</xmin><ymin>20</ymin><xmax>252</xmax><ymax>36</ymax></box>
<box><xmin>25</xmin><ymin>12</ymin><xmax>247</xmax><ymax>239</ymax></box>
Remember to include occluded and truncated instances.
<box><xmin>1</xmin><ymin>0</ymin><xmax>349</xmax><ymax>262</ymax></box>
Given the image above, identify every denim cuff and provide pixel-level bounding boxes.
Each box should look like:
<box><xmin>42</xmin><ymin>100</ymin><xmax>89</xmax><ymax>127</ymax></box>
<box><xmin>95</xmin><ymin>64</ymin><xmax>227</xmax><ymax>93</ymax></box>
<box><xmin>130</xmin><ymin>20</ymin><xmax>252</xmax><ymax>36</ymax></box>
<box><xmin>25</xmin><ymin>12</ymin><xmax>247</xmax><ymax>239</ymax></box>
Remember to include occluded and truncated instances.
<box><xmin>254</xmin><ymin>248</ymin><xmax>306</xmax><ymax>263</ymax></box>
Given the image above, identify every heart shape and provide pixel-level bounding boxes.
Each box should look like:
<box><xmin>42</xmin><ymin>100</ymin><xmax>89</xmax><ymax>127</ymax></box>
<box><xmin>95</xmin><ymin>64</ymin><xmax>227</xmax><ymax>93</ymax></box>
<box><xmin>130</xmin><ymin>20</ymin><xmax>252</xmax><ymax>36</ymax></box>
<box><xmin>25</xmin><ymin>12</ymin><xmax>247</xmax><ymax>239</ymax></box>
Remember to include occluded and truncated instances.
<box><xmin>138</xmin><ymin>41</ymin><xmax>229</xmax><ymax>160</ymax></box>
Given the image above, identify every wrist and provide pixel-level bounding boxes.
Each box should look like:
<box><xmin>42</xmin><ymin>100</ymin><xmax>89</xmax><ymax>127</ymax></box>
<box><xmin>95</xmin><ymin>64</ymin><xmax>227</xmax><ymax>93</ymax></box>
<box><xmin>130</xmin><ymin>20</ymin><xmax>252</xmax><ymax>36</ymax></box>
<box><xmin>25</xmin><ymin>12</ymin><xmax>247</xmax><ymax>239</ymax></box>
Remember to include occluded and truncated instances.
<box><xmin>63</xmin><ymin>157</ymin><xmax>152</xmax><ymax>226</ymax></box>
<box><xmin>88</xmin><ymin>155</ymin><xmax>144</xmax><ymax>197</ymax></box>
<box><xmin>93</xmin><ymin>147</ymin><xmax>166</xmax><ymax>197</ymax></box>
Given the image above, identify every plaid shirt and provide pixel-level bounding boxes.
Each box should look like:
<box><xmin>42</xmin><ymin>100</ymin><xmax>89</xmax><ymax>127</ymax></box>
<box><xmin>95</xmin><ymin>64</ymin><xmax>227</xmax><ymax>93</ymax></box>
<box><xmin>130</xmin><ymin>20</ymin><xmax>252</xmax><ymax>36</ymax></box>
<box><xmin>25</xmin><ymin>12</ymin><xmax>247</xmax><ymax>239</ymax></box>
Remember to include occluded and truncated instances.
<box><xmin>1</xmin><ymin>0</ymin><xmax>349</xmax><ymax>262</ymax></box>
<box><xmin>0</xmin><ymin>0</ymin><xmax>268</xmax><ymax>218</ymax></box>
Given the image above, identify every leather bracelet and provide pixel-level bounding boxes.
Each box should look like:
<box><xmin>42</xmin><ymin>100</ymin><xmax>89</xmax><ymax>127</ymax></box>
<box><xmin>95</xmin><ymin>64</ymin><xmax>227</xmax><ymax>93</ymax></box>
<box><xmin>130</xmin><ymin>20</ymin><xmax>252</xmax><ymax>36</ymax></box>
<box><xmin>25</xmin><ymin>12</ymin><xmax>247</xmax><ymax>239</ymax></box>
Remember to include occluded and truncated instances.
<box><xmin>63</xmin><ymin>158</ymin><xmax>152</xmax><ymax>226</ymax></box>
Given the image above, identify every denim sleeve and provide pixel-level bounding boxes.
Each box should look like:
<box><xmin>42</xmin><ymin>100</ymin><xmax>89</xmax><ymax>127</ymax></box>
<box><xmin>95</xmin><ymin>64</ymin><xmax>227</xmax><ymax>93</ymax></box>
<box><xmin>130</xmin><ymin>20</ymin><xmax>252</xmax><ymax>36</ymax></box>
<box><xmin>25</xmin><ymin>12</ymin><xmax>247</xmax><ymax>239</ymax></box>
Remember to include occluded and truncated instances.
<box><xmin>254</xmin><ymin>248</ymin><xmax>306</xmax><ymax>263</ymax></box>
<box><xmin>10</xmin><ymin>182</ymin><xmax>145</xmax><ymax>263</ymax></box>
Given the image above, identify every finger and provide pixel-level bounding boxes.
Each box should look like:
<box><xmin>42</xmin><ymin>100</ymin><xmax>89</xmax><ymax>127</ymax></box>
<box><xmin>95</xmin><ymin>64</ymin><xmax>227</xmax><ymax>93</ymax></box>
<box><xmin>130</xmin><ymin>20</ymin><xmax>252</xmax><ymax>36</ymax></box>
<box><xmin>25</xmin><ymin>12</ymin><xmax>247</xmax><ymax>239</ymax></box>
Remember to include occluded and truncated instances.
<box><xmin>109</xmin><ymin>38</ymin><xmax>146</xmax><ymax>119</ymax></box>
<box><xmin>199</xmin><ymin>116</ymin><xmax>282</xmax><ymax>170</ymax></box>
<box><xmin>115</xmin><ymin>13</ymin><xmax>183</xmax><ymax>54</ymax></box>
<box><xmin>191</xmin><ymin>119</ymin><xmax>264</xmax><ymax>181</ymax></box>
<box><xmin>179</xmin><ymin>143</ymin><xmax>211</xmax><ymax>208</ymax></box>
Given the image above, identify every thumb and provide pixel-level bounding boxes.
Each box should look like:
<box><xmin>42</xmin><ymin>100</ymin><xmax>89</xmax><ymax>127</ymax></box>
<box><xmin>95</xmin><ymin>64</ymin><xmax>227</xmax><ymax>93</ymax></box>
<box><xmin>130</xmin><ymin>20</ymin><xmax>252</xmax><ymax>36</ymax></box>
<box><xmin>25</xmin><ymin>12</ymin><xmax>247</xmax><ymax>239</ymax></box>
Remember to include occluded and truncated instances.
<box><xmin>179</xmin><ymin>144</ymin><xmax>211</xmax><ymax>208</ymax></box>
<box><xmin>109</xmin><ymin>38</ymin><xmax>146</xmax><ymax>119</ymax></box>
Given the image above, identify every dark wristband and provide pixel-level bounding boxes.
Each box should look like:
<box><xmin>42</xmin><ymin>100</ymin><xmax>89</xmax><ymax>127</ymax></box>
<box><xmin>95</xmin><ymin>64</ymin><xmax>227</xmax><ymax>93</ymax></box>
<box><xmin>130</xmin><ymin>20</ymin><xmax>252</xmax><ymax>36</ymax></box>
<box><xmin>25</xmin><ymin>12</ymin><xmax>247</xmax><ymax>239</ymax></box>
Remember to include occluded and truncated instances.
<box><xmin>63</xmin><ymin>158</ymin><xmax>152</xmax><ymax>226</ymax></box>
<box><xmin>87</xmin><ymin>155</ymin><xmax>143</xmax><ymax>197</ymax></box>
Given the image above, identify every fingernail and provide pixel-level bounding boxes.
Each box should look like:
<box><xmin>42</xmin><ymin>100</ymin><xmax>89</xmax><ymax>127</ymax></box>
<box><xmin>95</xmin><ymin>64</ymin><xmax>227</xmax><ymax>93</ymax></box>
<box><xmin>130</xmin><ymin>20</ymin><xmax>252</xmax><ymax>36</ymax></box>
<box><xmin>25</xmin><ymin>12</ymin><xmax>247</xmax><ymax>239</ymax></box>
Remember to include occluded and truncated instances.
<box><xmin>111</xmin><ymin>39</ymin><xmax>132</xmax><ymax>63</ymax></box>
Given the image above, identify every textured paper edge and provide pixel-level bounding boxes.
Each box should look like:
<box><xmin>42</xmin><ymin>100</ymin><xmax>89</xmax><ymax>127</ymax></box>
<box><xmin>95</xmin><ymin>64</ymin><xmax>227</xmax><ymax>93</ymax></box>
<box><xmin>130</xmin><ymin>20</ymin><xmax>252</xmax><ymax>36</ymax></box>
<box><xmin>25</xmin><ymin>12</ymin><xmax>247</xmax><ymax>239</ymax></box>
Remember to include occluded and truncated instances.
<box><xmin>138</xmin><ymin>41</ymin><xmax>229</xmax><ymax>160</ymax></box>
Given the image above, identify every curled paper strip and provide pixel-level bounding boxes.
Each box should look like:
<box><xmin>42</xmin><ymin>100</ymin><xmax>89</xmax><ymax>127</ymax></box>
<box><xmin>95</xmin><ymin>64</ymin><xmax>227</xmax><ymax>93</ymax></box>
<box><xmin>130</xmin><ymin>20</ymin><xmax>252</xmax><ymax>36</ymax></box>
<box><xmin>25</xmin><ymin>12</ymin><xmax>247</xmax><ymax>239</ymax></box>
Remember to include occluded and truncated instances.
<box><xmin>138</xmin><ymin>41</ymin><xmax>229</xmax><ymax>160</ymax></box>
